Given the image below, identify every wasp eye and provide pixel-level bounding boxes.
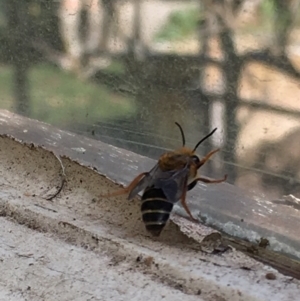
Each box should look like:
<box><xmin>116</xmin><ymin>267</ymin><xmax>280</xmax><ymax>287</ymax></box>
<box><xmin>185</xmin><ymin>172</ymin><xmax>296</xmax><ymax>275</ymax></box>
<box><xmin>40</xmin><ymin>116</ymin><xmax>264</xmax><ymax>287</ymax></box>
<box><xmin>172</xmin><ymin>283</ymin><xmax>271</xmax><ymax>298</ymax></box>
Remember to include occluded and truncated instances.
<box><xmin>191</xmin><ymin>155</ymin><xmax>200</xmax><ymax>164</ymax></box>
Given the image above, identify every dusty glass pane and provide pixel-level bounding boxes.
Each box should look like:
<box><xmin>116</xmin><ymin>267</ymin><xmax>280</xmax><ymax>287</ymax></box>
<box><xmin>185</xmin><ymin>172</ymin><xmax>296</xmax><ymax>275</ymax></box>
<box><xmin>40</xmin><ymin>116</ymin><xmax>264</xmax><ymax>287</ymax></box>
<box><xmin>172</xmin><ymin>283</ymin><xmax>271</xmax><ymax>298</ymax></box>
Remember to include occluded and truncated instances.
<box><xmin>1</xmin><ymin>0</ymin><xmax>300</xmax><ymax>257</ymax></box>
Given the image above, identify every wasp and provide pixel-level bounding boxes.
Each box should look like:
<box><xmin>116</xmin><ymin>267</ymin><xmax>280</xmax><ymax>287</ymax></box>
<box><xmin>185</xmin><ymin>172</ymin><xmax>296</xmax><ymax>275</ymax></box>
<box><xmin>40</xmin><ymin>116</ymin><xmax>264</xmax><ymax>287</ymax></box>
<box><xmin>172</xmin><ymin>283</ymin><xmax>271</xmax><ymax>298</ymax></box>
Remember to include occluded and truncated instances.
<box><xmin>101</xmin><ymin>122</ymin><xmax>227</xmax><ymax>236</ymax></box>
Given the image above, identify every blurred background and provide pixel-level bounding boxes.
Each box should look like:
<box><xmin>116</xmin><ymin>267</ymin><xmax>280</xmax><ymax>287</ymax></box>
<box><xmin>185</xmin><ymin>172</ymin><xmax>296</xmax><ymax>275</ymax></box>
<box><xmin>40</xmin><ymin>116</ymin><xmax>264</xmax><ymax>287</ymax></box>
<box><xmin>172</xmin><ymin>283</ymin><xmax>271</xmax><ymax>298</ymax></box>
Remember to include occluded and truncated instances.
<box><xmin>0</xmin><ymin>0</ymin><xmax>300</xmax><ymax>201</ymax></box>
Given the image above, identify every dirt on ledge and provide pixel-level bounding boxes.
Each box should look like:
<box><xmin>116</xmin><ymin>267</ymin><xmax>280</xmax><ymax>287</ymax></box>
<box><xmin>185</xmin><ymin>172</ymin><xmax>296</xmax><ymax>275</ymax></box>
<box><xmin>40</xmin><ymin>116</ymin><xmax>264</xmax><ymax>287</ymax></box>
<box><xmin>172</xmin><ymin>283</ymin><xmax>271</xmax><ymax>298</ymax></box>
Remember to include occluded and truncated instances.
<box><xmin>0</xmin><ymin>134</ymin><xmax>299</xmax><ymax>301</ymax></box>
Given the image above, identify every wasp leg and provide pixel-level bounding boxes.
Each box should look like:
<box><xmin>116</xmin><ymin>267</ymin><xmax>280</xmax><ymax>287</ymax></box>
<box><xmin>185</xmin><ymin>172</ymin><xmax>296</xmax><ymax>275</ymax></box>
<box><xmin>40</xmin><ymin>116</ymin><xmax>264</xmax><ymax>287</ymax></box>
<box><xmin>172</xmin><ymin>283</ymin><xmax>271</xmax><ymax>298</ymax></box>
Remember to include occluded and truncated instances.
<box><xmin>100</xmin><ymin>172</ymin><xmax>148</xmax><ymax>198</ymax></box>
<box><xmin>183</xmin><ymin>174</ymin><xmax>227</xmax><ymax>221</ymax></box>
<box><xmin>187</xmin><ymin>149</ymin><xmax>221</xmax><ymax>190</ymax></box>
<box><xmin>191</xmin><ymin>174</ymin><xmax>227</xmax><ymax>185</ymax></box>
<box><xmin>180</xmin><ymin>180</ymin><xmax>198</xmax><ymax>222</ymax></box>
<box><xmin>188</xmin><ymin>172</ymin><xmax>227</xmax><ymax>191</ymax></box>
<box><xmin>187</xmin><ymin>180</ymin><xmax>197</xmax><ymax>191</ymax></box>
<box><xmin>198</xmin><ymin>148</ymin><xmax>220</xmax><ymax>167</ymax></box>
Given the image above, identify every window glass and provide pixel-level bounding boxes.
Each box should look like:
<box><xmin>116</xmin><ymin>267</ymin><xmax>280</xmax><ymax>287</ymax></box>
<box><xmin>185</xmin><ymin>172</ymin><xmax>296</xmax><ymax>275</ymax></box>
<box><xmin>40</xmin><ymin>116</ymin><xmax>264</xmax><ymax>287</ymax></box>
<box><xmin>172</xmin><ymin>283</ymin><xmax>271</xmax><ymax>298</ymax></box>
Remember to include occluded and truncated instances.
<box><xmin>1</xmin><ymin>0</ymin><xmax>300</xmax><ymax>257</ymax></box>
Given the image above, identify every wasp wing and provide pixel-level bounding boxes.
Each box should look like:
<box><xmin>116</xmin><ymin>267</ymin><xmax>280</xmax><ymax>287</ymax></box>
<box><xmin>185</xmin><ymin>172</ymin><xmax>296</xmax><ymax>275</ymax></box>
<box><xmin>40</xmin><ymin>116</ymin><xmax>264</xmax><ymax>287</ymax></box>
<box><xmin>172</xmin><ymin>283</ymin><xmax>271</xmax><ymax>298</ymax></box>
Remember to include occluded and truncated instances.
<box><xmin>128</xmin><ymin>152</ymin><xmax>191</xmax><ymax>202</ymax></box>
<box><xmin>152</xmin><ymin>164</ymin><xmax>190</xmax><ymax>204</ymax></box>
<box><xmin>127</xmin><ymin>163</ymin><xmax>162</xmax><ymax>200</ymax></box>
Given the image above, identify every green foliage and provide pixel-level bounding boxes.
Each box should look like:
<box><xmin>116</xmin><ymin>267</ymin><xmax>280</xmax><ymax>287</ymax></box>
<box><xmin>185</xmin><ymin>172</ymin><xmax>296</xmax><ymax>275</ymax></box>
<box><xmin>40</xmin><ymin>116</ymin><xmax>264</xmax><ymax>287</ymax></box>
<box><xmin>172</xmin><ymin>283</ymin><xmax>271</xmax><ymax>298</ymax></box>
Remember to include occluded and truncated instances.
<box><xmin>260</xmin><ymin>0</ymin><xmax>275</xmax><ymax>21</ymax></box>
<box><xmin>259</xmin><ymin>0</ymin><xmax>300</xmax><ymax>29</ymax></box>
<box><xmin>235</xmin><ymin>0</ymin><xmax>300</xmax><ymax>35</ymax></box>
<box><xmin>0</xmin><ymin>63</ymin><xmax>135</xmax><ymax>127</ymax></box>
<box><xmin>155</xmin><ymin>8</ymin><xmax>200</xmax><ymax>42</ymax></box>
<box><xmin>103</xmin><ymin>60</ymin><xmax>126</xmax><ymax>75</ymax></box>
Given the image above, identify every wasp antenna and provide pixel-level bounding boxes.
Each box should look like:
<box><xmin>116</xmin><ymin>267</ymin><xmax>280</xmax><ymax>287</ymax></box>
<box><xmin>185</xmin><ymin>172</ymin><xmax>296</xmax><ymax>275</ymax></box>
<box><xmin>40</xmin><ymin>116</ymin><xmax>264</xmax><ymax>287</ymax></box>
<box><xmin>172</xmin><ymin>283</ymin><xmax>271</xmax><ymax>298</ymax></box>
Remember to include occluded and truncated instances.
<box><xmin>175</xmin><ymin>122</ymin><xmax>185</xmax><ymax>146</ymax></box>
<box><xmin>193</xmin><ymin>128</ymin><xmax>217</xmax><ymax>152</ymax></box>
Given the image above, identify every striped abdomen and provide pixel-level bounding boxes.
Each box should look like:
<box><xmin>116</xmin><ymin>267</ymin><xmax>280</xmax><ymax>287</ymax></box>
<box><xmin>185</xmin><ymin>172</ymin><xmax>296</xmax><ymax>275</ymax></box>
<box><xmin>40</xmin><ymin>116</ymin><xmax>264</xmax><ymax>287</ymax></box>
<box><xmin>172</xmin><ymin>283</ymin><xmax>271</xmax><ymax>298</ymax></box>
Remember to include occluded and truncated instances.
<box><xmin>141</xmin><ymin>187</ymin><xmax>174</xmax><ymax>237</ymax></box>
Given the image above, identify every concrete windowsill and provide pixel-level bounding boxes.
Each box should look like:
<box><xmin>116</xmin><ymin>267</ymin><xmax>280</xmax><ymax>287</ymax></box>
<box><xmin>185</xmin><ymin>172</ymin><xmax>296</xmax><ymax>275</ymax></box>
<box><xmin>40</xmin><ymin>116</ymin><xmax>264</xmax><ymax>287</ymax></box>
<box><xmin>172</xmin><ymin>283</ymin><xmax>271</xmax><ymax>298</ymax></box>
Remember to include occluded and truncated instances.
<box><xmin>0</xmin><ymin>109</ymin><xmax>299</xmax><ymax>301</ymax></box>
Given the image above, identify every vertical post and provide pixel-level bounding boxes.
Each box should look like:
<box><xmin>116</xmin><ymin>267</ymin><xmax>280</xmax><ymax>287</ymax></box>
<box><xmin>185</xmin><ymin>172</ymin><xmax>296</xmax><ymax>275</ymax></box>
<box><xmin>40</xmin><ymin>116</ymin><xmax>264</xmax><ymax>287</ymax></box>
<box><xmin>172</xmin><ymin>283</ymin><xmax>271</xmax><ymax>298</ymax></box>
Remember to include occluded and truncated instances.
<box><xmin>6</xmin><ymin>0</ymin><xmax>30</xmax><ymax>116</ymax></box>
<box><xmin>219</xmin><ymin>26</ymin><xmax>241</xmax><ymax>183</ymax></box>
